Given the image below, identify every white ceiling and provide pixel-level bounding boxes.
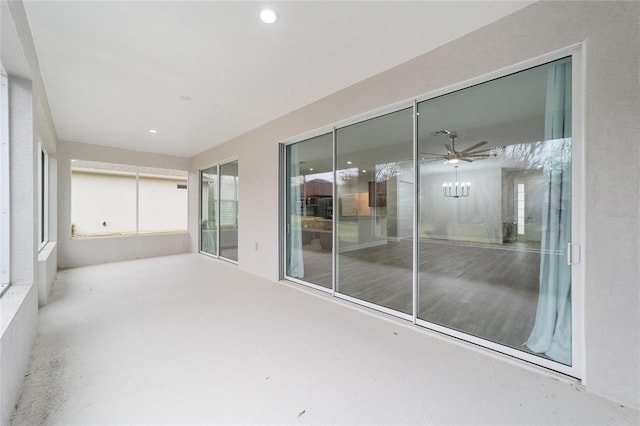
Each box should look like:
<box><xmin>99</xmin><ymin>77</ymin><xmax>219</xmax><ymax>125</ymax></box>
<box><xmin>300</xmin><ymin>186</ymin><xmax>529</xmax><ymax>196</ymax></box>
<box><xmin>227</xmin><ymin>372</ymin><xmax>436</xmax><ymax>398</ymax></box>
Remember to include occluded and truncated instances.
<box><xmin>22</xmin><ymin>1</ymin><xmax>535</xmax><ymax>158</ymax></box>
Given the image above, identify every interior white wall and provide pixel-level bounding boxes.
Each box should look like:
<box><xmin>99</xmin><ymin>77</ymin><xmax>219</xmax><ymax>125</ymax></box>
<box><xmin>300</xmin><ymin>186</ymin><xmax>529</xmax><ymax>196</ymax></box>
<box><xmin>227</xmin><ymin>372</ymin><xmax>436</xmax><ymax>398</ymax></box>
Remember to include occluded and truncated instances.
<box><xmin>58</xmin><ymin>140</ymin><xmax>191</xmax><ymax>268</ymax></box>
<box><xmin>421</xmin><ymin>167</ymin><xmax>502</xmax><ymax>243</ymax></box>
<box><xmin>189</xmin><ymin>1</ymin><xmax>640</xmax><ymax>409</ymax></box>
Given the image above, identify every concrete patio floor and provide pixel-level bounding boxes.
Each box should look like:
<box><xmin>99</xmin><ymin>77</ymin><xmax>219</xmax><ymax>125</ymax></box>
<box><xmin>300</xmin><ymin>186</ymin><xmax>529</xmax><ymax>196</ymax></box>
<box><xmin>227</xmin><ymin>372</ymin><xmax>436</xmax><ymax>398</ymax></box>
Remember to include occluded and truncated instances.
<box><xmin>10</xmin><ymin>254</ymin><xmax>639</xmax><ymax>425</ymax></box>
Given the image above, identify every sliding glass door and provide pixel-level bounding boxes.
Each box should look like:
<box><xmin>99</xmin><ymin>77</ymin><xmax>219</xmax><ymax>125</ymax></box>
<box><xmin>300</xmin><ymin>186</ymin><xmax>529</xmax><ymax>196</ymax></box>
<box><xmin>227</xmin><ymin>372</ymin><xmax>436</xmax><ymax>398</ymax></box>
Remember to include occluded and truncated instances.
<box><xmin>285</xmin><ymin>133</ymin><xmax>333</xmax><ymax>289</ymax></box>
<box><xmin>281</xmin><ymin>54</ymin><xmax>577</xmax><ymax>372</ymax></box>
<box><xmin>220</xmin><ymin>161</ymin><xmax>239</xmax><ymax>262</ymax></box>
<box><xmin>200</xmin><ymin>160</ymin><xmax>239</xmax><ymax>263</ymax></box>
<box><xmin>417</xmin><ymin>57</ymin><xmax>573</xmax><ymax>366</ymax></box>
<box><xmin>335</xmin><ymin>108</ymin><xmax>414</xmax><ymax>315</ymax></box>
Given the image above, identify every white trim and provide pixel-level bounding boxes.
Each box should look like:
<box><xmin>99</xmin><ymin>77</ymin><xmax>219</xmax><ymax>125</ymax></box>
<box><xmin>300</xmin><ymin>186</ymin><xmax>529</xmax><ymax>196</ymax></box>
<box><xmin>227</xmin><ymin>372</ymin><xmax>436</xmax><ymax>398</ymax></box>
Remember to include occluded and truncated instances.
<box><xmin>135</xmin><ymin>166</ymin><xmax>140</xmax><ymax>234</ymax></box>
<box><xmin>412</xmin><ymin>99</ymin><xmax>419</xmax><ymax>323</ymax></box>
<box><xmin>333</xmin><ymin>99</ymin><xmax>414</xmax><ymax>131</ymax></box>
<box><xmin>0</xmin><ymin>71</ymin><xmax>9</xmax><ymax>286</ymax></box>
<box><xmin>37</xmin><ymin>141</ymin><xmax>49</xmax><ymax>252</ymax></box>
<box><xmin>569</xmin><ymin>43</ymin><xmax>586</xmax><ymax>381</ymax></box>
<box><xmin>331</xmin><ymin>127</ymin><xmax>337</xmax><ymax>297</ymax></box>
<box><xmin>280</xmin><ymin>126</ymin><xmax>334</xmax><ymax>147</ymax></box>
<box><xmin>335</xmin><ymin>292</ymin><xmax>413</xmax><ymax>322</ymax></box>
<box><xmin>284</xmin><ymin>276</ymin><xmax>332</xmax><ymax>294</ymax></box>
<box><xmin>415</xmin><ymin>318</ymin><xmax>577</xmax><ymax>377</ymax></box>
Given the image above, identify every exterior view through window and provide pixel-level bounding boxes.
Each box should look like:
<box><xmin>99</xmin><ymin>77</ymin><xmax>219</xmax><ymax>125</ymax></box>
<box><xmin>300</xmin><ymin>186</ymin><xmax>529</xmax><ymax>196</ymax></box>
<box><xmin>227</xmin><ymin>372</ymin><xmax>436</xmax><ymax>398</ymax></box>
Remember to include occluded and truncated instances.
<box><xmin>199</xmin><ymin>159</ymin><xmax>239</xmax><ymax>262</ymax></box>
<box><xmin>284</xmin><ymin>56</ymin><xmax>575</xmax><ymax>372</ymax></box>
<box><xmin>71</xmin><ymin>160</ymin><xmax>188</xmax><ymax>237</ymax></box>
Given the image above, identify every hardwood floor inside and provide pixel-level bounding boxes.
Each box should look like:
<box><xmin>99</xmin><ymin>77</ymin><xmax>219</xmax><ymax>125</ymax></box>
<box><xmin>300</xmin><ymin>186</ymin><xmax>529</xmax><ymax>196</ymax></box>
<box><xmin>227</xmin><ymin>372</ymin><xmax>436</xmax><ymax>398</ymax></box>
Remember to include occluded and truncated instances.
<box><xmin>296</xmin><ymin>237</ymin><xmax>542</xmax><ymax>353</ymax></box>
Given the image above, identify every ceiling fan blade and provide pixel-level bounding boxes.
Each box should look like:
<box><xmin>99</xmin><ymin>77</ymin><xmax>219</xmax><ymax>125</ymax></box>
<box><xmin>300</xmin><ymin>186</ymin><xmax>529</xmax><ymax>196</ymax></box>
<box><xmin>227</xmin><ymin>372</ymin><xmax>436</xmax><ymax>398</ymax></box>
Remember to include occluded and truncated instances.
<box><xmin>419</xmin><ymin>152</ymin><xmax>445</xmax><ymax>156</ymax></box>
<box><xmin>464</xmin><ymin>148</ymin><xmax>493</xmax><ymax>155</ymax></box>
<box><xmin>461</xmin><ymin>141</ymin><xmax>488</xmax><ymax>153</ymax></box>
<box><xmin>464</xmin><ymin>153</ymin><xmax>491</xmax><ymax>158</ymax></box>
<box><xmin>460</xmin><ymin>158</ymin><xmax>473</xmax><ymax>162</ymax></box>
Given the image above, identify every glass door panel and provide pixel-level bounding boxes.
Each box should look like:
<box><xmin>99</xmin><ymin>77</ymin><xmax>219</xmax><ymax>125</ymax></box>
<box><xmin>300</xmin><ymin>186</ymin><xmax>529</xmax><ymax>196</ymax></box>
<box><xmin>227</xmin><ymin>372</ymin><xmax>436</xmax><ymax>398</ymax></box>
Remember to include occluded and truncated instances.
<box><xmin>417</xmin><ymin>58</ymin><xmax>572</xmax><ymax>365</ymax></box>
<box><xmin>336</xmin><ymin>108</ymin><xmax>414</xmax><ymax>314</ymax></box>
<box><xmin>285</xmin><ymin>133</ymin><xmax>333</xmax><ymax>289</ymax></box>
<box><xmin>219</xmin><ymin>161</ymin><xmax>239</xmax><ymax>262</ymax></box>
<box><xmin>200</xmin><ymin>165</ymin><xmax>218</xmax><ymax>256</ymax></box>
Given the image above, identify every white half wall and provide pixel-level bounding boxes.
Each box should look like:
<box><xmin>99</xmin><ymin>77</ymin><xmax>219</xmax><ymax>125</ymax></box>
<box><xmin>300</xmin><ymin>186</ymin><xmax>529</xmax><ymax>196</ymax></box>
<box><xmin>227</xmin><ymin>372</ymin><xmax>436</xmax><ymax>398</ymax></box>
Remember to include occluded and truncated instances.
<box><xmin>37</xmin><ymin>241</ymin><xmax>56</xmax><ymax>306</ymax></box>
<box><xmin>189</xmin><ymin>1</ymin><xmax>640</xmax><ymax>409</ymax></box>
<box><xmin>0</xmin><ymin>284</ymin><xmax>37</xmax><ymax>426</ymax></box>
<box><xmin>57</xmin><ymin>140</ymin><xmax>192</xmax><ymax>268</ymax></box>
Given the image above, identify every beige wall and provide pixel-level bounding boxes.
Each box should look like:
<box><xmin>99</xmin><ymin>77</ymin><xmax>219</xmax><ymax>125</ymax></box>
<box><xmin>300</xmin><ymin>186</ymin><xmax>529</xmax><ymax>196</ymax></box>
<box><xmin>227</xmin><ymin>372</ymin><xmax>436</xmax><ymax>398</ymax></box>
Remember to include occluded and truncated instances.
<box><xmin>189</xmin><ymin>1</ymin><xmax>640</xmax><ymax>409</ymax></box>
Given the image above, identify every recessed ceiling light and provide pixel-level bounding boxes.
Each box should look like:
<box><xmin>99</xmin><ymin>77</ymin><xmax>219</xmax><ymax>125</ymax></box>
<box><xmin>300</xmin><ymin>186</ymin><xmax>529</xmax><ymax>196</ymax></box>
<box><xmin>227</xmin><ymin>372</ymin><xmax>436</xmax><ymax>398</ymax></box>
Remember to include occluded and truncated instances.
<box><xmin>347</xmin><ymin>161</ymin><xmax>352</xmax><ymax>165</ymax></box>
<box><xmin>362</xmin><ymin>170</ymin><xmax>367</xmax><ymax>173</ymax></box>
<box><xmin>309</xmin><ymin>168</ymin><xmax>314</xmax><ymax>171</ymax></box>
<box><xmin>148</xmin><ymin>129</ymin><xmax>158</xmax><ymax>134</ymax></box>
<box><xmin>260</xmin><ymin>8</ymin><xmax>277</xmax><ymax>24</ymax></box>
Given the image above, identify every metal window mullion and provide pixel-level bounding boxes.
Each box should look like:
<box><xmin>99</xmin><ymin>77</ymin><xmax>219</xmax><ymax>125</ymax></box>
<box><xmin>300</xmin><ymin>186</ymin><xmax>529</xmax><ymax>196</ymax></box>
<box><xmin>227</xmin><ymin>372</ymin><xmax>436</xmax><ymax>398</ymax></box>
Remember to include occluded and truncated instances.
<box><xmin>279</xmin><ymin>145</ymin><xmax>285</xmax><ymax>280</ymax></box>
<box><xmin>135</xmin><ymin>166</ymin><xmax>140</xmax><ymax>234</ymax></box>
<box><xmin>43</xmin><ymin>150</ymin><xmax>49</xmax><ymax>246</ymax></box>
<box><xmin>198</xmin><ymin>171</ymin><xmax>202</xmax><ymax>252</ymax></box>
<box><xmin>412</xmin><ymin>100</ymin><xmax>419</xmax><ymax>324</ymax></box>
<box><xmin>37</xmin><ymin>141</ymin><xmax>43</xmax><ymax>247</ymax></box>
<box><xmin>332</xmin><ymin>127</ymin><xmax>337</xmax><ymax>296</ymax></box>
<box><xmin>217</xmin><ymin>165</ymin><xmax>221</xmax><ymax>257</ymax></box>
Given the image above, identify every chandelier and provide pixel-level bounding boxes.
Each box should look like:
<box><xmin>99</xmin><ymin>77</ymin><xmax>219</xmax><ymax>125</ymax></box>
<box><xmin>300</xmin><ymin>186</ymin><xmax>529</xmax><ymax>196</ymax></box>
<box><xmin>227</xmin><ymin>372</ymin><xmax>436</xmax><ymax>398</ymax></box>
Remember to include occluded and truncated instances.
<box><xmin>442</xmin><ymin>166</ymin><xmax>470</xmax><ymax>198</ymax></box>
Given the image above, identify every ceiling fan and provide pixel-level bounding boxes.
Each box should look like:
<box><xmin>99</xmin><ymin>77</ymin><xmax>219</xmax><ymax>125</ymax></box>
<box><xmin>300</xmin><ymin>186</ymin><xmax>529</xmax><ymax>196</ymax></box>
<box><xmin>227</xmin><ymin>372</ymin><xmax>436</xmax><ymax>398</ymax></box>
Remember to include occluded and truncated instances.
<box><xmin>421</xmin><ymin>129</ymin><xmax>493</xmax><ymax>164</ymax></box>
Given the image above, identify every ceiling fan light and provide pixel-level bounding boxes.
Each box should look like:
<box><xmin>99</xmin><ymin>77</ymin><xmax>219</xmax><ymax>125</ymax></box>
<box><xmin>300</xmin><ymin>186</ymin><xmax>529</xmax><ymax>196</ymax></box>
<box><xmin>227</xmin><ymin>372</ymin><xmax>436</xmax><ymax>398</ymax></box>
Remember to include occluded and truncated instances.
<box><xmin>448</xmin><ymin>158</ymin><xmax>459</xmax><ymax>164</ymax></box>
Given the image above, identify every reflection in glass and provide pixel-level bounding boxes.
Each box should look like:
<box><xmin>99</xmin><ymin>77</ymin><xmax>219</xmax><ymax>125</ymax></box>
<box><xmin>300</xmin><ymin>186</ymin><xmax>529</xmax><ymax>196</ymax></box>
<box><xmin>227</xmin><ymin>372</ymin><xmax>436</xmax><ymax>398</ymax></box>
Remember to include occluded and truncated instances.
<box><xmin>417</xmin><ymin>58</ymin><xmax>572</xmax><ymax>364</ymax></box>
<box><xmin>285</xmin><ymin>133</ymin><xmax>333</xmax><ymax>289</ymax></box>
<box><xmin>336</xmin><ymin>108</ymin><xmax>414</xmax><ymax>314</ymax></box>
<box><xmin>220</xmin><ymin>161</ymin><xmax>239</xmax><ymax>261</ymax></box>
<box><xmin>200</xmin><ymin>165</ymin><xmax>218</xmax><ymax>256</ymax></box>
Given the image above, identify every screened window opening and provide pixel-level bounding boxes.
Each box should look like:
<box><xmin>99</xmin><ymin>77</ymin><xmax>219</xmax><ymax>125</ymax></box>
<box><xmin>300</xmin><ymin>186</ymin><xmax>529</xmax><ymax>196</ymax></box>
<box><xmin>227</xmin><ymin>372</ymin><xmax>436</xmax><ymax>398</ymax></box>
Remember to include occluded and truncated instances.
<box><xmin>71</xmin><ymin>160</ymin><xmax>188</xmax><ymax>238</ymax></box>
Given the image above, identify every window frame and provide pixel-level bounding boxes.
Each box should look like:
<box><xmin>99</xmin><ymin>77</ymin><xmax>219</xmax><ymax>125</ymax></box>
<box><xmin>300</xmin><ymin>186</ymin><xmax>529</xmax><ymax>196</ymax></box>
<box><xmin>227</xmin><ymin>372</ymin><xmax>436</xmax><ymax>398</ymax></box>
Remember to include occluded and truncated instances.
<box><xmin>38</xmin><ymin>141</ymin><xmax>49</xmax><ymax>251</ymax></box>
<box><xmin>198</xmin><ymin>157</ymin><xmax>239</xmax><ymax>264</ymax></box>
<box><xmin>70</xmin><ymin>160</ymin><xmax>188</xmax><ymax>238</ymax></box>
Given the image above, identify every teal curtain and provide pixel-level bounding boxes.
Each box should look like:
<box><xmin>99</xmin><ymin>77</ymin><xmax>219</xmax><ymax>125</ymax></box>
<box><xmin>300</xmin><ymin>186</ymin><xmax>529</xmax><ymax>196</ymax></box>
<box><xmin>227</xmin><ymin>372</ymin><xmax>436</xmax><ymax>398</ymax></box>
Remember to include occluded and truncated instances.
<box><xmin>287</xmin><ymin>145</ymin><xmax>304</xmax><ymax>278</ymax></box>
<box><xmin>525</xmin><ymin>60</ymin><xmax>572</xmax><ymax>365</ymax></box>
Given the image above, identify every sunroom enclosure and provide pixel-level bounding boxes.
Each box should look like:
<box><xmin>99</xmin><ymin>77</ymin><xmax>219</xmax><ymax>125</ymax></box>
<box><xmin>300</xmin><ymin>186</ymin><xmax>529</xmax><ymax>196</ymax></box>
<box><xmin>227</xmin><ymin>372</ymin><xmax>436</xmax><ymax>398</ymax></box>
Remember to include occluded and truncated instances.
<box><xmin>282</xmin><ymin>55</ymin><xmax>580</xmax><ymax>375</ymax></box>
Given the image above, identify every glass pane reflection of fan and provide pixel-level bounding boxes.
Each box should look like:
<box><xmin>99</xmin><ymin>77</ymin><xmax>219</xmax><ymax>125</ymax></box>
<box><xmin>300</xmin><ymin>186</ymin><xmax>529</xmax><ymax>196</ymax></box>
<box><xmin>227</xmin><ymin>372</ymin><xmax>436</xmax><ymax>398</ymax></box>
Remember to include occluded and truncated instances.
<box><xmin>421</xmin><ymin>129</ymin><xmax>493</xmax><ymax>164</ymax></box>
